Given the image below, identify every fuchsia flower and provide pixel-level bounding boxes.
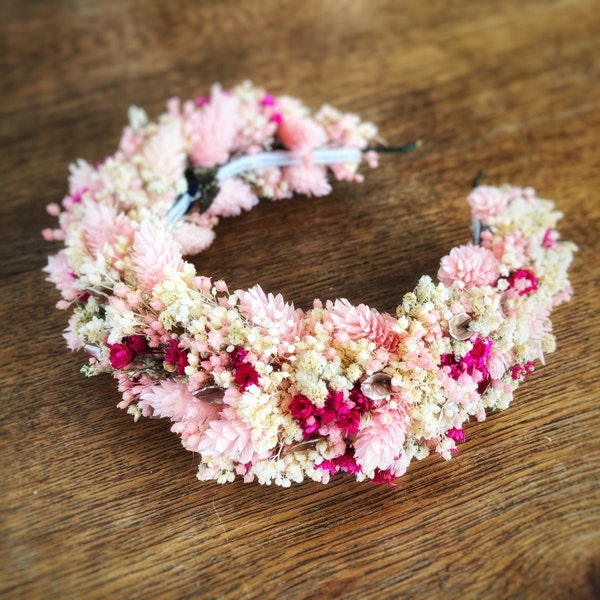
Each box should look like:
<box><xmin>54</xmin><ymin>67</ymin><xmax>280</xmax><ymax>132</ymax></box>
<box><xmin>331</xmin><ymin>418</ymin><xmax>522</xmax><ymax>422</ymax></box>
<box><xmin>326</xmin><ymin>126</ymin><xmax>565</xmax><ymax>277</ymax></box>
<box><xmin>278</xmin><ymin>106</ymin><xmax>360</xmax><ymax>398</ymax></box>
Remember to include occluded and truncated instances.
<box><xmin>107</xmin><ymin>335</ymin><xmax>149</xmax><ymax>369</ymax></box>
<box><xmin>511</xmin><ymin>361</ymin><xmax>535</xmax><ymax>380</ymax></box>
<box><xmin>371</xmin><ymin>468</ymin><xmax>397</xmax><ymax>486</ymax></box>
<box><xmin>290</xmin><ymin>386</ymin><xmax>369</xmax><ymax>439</ymax></box>
<box><xmin>319</xmin><ymin>450</ymin><xmax>362</xmax><ymax>476</ymax></box>
<box><xmin>446</xmin><ymin>428</ymin><xmax>466</xmax><ymax>443</ymax></box>
<box><xmin>508</xmin><ymin>269</ymin><xmax>538</xmax><ymax>296</ymax></box>
<box><xmin>165</xmin><ymin>339</ymin><xmax>188</xmax><ymax>376</ymax></box>
<box><xmin>108</xmin><ymin>343</ymin><xmax>136</xmax><ymax>369</ymax></box>
<box><xmin>230</xmin><ymin>347</ymin><xmax>260</xmax><ymax>391</ymax></box>
<box><xmin>441</xmin><ymin>337</ymin><xmax>493</xmax><ymax>393</ymax></box>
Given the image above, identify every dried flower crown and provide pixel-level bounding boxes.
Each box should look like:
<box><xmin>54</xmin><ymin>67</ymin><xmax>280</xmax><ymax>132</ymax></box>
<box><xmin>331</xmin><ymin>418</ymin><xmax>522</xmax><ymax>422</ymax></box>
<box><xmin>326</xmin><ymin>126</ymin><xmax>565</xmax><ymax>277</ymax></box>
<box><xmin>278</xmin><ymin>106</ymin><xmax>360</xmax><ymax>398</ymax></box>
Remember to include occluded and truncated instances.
<box><xmin>44</xmin><ymin>82</ymin><xmax>576</xmax><ymax>486</ymax></box>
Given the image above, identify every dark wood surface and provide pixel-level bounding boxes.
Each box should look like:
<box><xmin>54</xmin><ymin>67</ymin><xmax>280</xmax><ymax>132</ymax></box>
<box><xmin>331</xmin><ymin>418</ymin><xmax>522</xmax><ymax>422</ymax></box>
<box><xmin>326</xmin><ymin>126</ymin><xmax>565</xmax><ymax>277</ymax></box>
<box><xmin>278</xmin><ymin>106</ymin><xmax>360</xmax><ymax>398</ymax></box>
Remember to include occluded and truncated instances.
<box><xmin>2</xmin><ymin>1</ymin><xmax>599</xmax><ymax>598</ymax></box>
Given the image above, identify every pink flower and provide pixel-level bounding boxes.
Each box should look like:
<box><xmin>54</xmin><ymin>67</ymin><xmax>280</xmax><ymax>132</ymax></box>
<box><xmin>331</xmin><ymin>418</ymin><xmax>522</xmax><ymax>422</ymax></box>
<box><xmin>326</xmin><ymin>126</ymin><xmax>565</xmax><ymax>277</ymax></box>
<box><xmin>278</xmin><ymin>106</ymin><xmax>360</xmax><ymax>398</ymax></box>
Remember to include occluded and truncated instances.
<box><xmin>185</xmin><ymin>84</ymin><xmax>240</xmax><ymax>168</ymax></box>
<box><xmin>438</xmin><ymin>245</ymin><xmax>500</xmax><ymax>289</ymax></box>
<box><xmin>282</xmin><ymin>163</ymin><xmax>332</xmax><ymax>197</ymax></box>
<box><xmin>68</xmin><ymin>159</ymin><xmax>97</xmax><ymax>196</ymax></box>
<box><xmin>353</xmin><ymin>406</ymin><xmax>408</xmax><ymax>473</ymax></box>
<box><xmin>236</xmin><ymin>285</ymin><xmax>305</xmax><ymax>346</ymax></box>
<box><xmin>44</xmin><ymin>250</ymin><xmax>79</xmax><ymax>301</ymax></box>
<box><xmin>208</xmin><ymin>178</ymin><xmax>259</xmax><ymax>217</ymax></box>
<box><xmin>327</xmin><ymin>299</ymin><xmax>399</xmax><ymax>351</ymax></box>
<box><xmin>119</xmin><ymin>126</ymin><xmax>144</xmax><ymax>157</ymax></box>
<box><xmin>289</xmin><ymin>390</ymin><xmax>364</xmax><ymax>439</ymax></box>
<box><xmin>143</xmin><ymin>122</ymin><xmax>186</xmax><ymax>182</ymax></box>
<box><xmin>542</xmin><ymin>228</ymin><xmax>557</xmax><ymax>249</ymax></box>
<box><xmin>172</xmin><ymin>222</ymin><xmax>215</xmax><ymax>256</ymax></box>
<box><xmin>467</xmin><ymin>185</ymin><xmax>510</xmax><ymax>221</ymax></box>
<box><xmin>196</xmin><ymin>406</ymin><xmax>257</xmax><ymax>463</ymax></box>
<box><xmin>81</xmin><ymin>199</ymin><xmax>133</xmax><ymax>258</ymax></box>
<box><xmin>277</xmin><ymin>116</ymin><xmax>326</xmax><ymax>151</ymax></box>
<box><xmin>508</xmin><ymin>269</ymin><xmax>538</xmax><ymax>296</ymax></box>
<box><xmin>138</xmin><ymin>380</ymin><xmax>220</xmax><ymax>451</ymax></box>
<box><xmin>133</xmin><ymin>221</ymin><xmax>184</xmax><ymax>292</ymax></box>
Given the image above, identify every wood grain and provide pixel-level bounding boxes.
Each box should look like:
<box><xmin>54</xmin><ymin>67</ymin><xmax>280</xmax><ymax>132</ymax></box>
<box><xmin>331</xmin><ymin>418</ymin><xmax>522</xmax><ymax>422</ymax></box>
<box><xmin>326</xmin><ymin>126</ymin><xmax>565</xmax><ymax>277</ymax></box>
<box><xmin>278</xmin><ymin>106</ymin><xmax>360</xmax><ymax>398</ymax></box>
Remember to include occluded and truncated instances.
<box><xmin>1</xmin><ymin>1</ymin><xmax>599</xmax><ymax>598</ymax></box>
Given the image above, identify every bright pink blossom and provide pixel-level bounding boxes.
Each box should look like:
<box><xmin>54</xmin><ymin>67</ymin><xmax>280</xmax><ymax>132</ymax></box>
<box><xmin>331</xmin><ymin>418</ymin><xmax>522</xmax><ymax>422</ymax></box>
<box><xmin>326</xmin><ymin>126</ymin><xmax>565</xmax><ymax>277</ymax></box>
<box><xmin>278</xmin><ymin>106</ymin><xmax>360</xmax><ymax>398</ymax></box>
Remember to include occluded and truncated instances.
<box><xmin>441</xmin><ymin>337</ymin><xmax>493</xmax><ymax>393</ymax></box>
<box><xmin>371</xmin><ymin>468</ymin><xmax>397</xmax><ymax>485</ymax></box>
<box><xmin>164</xmin><ymin>339</ymin><xmax>188</xmax><ymax>375</ymax></box>
<box><xmin>446</xmin><ymin>428</ymin><xmax>466</xmax><ymax>443</ymax></box>
<box><xmin>508</xmin><ymin>269</ymin><xmax>538</xmax><ymax>296</ymax></box>
<box><xmin>438</xmin><ymin>245</ymin><xmax>500</xmax><ymax>289</ymax></box>
<box><xmin>511</xmin><ymin>361</ymin><xmax>535</xmax><ymax>380</ymax></box>
<box><xmin>230</xmin><ymin>347</ymin><xmax>260</xmax><ymax>391</ymax></box>
<box><xmin>108</xmin><ymin>343</ymin><xmax>135</xmax><ymax>369</ymax></box>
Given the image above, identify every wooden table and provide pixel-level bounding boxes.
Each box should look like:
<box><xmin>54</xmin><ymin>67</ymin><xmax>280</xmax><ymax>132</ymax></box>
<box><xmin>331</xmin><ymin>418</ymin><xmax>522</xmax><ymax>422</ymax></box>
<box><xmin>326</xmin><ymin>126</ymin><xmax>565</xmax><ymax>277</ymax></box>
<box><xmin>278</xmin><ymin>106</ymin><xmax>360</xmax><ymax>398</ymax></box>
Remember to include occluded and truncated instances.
<box><xmin>2</xmin><ymin>1</ymin><xmax>599</xmax><ymax>598</ymax></box>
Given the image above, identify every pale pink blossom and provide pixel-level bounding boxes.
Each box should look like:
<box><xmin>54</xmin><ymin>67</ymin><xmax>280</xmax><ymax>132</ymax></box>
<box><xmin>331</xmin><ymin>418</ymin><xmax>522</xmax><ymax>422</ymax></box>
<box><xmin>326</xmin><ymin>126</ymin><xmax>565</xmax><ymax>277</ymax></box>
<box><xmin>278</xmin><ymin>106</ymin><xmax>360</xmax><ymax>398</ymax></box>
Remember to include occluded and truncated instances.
<box><xmin>63</xmin><ymin>314</ymin><xmax>83</xmax><ymax>350</ymax></box>
<box><xmin>327</xmin><ymin>299</ymin><xmax>399</xmax><ymax>350</ymax></box>
<box><xmin>81</xmin><ymin>199</ymin><xmax>133</xmax><ymax>258</ymax></box>
<box><xmin>208</xmin><ymin>178</ymin><xmax>259</xmax><ymax>217</ymax></box>
<box><xmin>44</xmin><ymin>250</ymin><xmax>79</xmax><ymax>301</ymax></box>
<box><xmin>119</xmin><ymin>126</ymin><xmax>145</xmax><ymax>157</ymax></box>
<box><xmin>552</xmin><ymin>286</ymin><xmax>573</xmax><ymax>306</ymax></box>
<box><xmin>68</xmin><ymin>159</ymin><xmax>98</xmax><ymax>196</ymax></box>
<box><xmin>236</xmin><ymin>285</ymin><xmax>305</xmax><ymax>345</ymax></box>
<box><xmin>467</xmin><ymin>185</ymin><xmax>510</xmax><ymax>221</ymax></box>
<box><xmin>481</xmin><ymin>230</ymin><xmax>527</xmax><ymax>265</ymax></box>
<box><xmin>138</xmin><ymin>380</ymin><xmax>220</xmax><ymax>450</ymax></box>
<box><xmin>353</xmin><ymin>406</ymin><xmax>408</xmax><ymax>473</ymax></box>
<box><xmin>438</xmin><ymin>245</ymin><xmax>500</xmax><ymax>289</ymax></box>
<box><xmin>487</xmin><ymin>348</ymin><xmax>513</xmax><ymax>379</ymax></box>
<box><xmin>185</xmin><ymin>84</ymin><xmax>240</xmax><ymax>168</ymax></box>
<box><xmin>142</xmin><ymin>122</ymin><xmax>186</xmax><ymax>182</ymax></box>
<box><xmin>283</xmin><ymin>163</ymin><xmax>332</xmax><ymax>197</ymax></box>
<box><xmin>195</xmin><ymin>406</ymin><xmax>256</xmax><ymax>463</ymax></box>
<box><xmin>172</xmin><ymin>222</ymin><xmax>215</xmax><ymax>256</ymax></box>
<box><xmin>133</xmin><ymin>221</ymin><xmax>184</xmax><ymax>291</ymax></box>
<box><xmin>277</xmin><ymin>116</ymin><xmax>327</xmax><ymax>151</ymax></box>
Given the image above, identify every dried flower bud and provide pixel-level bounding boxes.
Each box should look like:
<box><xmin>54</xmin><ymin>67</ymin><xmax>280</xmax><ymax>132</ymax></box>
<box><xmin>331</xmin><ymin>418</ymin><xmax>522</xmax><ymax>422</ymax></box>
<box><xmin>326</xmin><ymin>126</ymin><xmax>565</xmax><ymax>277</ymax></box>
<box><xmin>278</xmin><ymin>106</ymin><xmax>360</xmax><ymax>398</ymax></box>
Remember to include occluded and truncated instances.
<box><xmin>360</xmin><ymin>373</ymin><xmax>393</xmax><ymax>400</ymax></box>
<box><xmin>449</xmin><ymin>313</ymin><xmax>472</xmax><ymax>340</ymax></box>
<box><xmin>194</xmin><ymin>385</ymin><xmax>225</xmax><ymax>405</ymax></box>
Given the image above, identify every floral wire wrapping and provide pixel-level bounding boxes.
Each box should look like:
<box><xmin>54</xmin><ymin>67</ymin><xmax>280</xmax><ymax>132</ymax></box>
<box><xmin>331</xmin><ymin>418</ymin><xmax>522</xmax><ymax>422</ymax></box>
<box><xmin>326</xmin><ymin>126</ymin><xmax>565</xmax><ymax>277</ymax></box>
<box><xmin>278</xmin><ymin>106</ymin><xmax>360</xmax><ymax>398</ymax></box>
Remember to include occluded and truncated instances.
<box><xmin>44</xmin><ymin>82</ymin><xmax>576</xmax><ymax>486</ymax></box>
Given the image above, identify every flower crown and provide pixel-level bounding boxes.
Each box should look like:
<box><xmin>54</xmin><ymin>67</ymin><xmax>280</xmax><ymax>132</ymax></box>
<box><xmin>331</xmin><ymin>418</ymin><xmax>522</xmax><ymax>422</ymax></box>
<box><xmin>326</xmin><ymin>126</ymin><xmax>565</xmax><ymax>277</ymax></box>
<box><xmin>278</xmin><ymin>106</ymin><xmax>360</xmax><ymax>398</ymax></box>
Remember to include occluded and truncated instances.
<box><xmin>44</xmin><ymin>82</ymin><xmax>576</xmax><ymax>486</ymax></box>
